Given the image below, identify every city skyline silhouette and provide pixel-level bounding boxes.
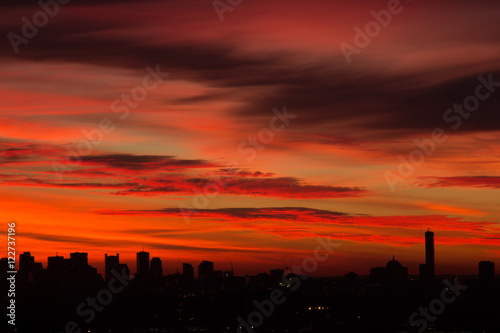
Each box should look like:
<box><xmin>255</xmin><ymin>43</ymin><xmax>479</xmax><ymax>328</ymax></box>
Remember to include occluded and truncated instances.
<box><xmin>6</xmin><ymin>230</ymin><xmax>496</xmax><ymax>279</ymax></box>
<box><xmin>1</xmin><ymin>0</ymin><xmax>499</xmax><ymax>332</ymax></box>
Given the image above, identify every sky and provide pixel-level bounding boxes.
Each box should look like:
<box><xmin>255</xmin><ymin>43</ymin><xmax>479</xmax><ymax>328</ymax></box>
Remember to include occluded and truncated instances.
<box><xmin>1</xmin><ymin>0</ymin><xmax>499</xmax><ymax>277</ymax></box>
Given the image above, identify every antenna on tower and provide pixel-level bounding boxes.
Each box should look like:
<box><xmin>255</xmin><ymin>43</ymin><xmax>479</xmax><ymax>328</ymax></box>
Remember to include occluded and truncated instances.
<box><xmin>230</xmin><ymin>260</ymin><xmax>234</xmax><ymax>273</ymax></box>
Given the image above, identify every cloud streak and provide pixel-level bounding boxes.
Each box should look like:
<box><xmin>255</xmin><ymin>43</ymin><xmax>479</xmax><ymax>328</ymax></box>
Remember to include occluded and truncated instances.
<box><xmin>99</xmin><ymin>207</ymin><xmax>494</xmax><ymax>233</ymax></box>
<box><xmin>420</xmin><ymin>176</ymin><xmax>500</xmax><ymax>189</ymax></box>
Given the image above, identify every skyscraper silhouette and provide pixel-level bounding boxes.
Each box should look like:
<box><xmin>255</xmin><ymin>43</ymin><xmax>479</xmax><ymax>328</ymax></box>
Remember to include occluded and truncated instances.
<box><xmin>150</xmin><ymin>257</ymin><xmax>163</xmax><ymax>278</ymax></box>
<box><xmin>19</xmin><ymin>252</ymin><xmax>35</xmax><ymax>272</ymax></box>
<box><xmin>425</xmin><ymin>229</ymin><xmax>435</xmax><ymax>279</ymax></box>
<box><xmin>270</xmin><ymin>269</ymin><xmax>284</xmax><ymax>284</ymax></box>
<box><xmin>0</xmin><ymin>257</ymin><xmax>8</xmax><ymax>273</ymax></box>
<box><xmin>70</xmin><ymin>252</ymin><xmax>88</xmax><ymax>266</ymax></box>
<box><xmin>136</xmin><ymin>251</ymin><xmax>150</xmax><ymax>276</ymax></box>
<box><xmin>198</xmin><ymin>260</ymin><xmax>214</xmax><ymax>279</ymax></box>
<box><xmin>47</xmin><ymin>255</ymin><xmax>65</xmax><ymax>276</ymax></box>
<box><xmin>183</xmin><ymin>263</ymin><xmax>194</xmax><ymax>280</ymax></box>
<box><xmin>70</xmin><ymin>252</ymin><xmax>88</xmax><ymax>273</ymax></box>
<box><xmin>105</xmin><ymin>253</ymin><xmax>120</xmax><ymax>282</ymax></box>
<box><xmin>19</xmin><ymin>252</ymin><xmax>42</xmax><ymax>279</ymax></box>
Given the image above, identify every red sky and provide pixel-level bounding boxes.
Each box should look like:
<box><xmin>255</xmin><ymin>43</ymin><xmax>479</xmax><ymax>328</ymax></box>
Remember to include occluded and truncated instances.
<box><xmin>1</xmin><ymin>0</ymin><xmax>499</xmax><ymax>276</ymax></box>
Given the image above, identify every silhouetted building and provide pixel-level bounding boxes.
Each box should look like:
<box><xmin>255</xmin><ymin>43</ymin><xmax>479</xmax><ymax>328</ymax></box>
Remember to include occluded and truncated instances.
<box><xmin>47</xmin><ymin>255</ymin><xmax>66</xmax><ymax>275</ymax></box>
<box><xmin>46</xmin><ymin>253</ymin><xmax>99</xmax><ymax>285</ymax></box>
<box><xmin>479</xmin><ymin>261</ymin><xmax>495</xmax><ymax>280</ymax></box>
<box><xmin>150</xmin><ymin>257</ymin><xmax>163</xmax><ymax>278</ymax></box>
<box><xmin>9</xmin><ymin>248</ymin><xmax>500</xmax><ymax>333</ymax></box>
<box><xmin>370</xmin><ymin>266</ymin><xmax>386</xmax><ymax>283</ymax></box>
<box><xmin>183</xmin><ymin>263</ymin><xmax>194</xmax><ymax>280</ymax></box>
<box><xmin>386</xmin><ymin>256</ymin><xmax>408</xmax><ymax>281</ymax></box>
<box><xmin>70</xmin><ymin>252</ymin><xmax>88</xmax><ymax>267</ymax></box>
<box><xmin>19</xmin><ymin>252</ymin><xmax>35</xmax><ymax>272</ymax></box>
<box><xmin>19</xmin><ymin>252</ymin><xmax>42</xmax><ymax>279</ymax></box>
<box><xmin>344</xmin><ymin>271</ymin><xmax>359</xmax><ymax>281</ymax></box>
<box><xmin>270</xmin><ymin>269</ymin><xmax>284</xmax><ymax>284</ymax></box>
<box><xmin>279</xmin><ymin>272</ymin><xmax>298</xmax><ymax>288</ymax></box>
<box><xmin>198</xmin><ymin>260</ymin><xmax>214</xmax><ymax>279</ymax></box>
<box><xmin>369</xmin><ymin>256</ymin><xmax>407</xmax><ymax>284</ymax></box>
<box><xmin>425</xmin><ymin>229</ymin><xmax>435</xmax><ymax>279</ymax></box>
<box><xmin>419</xmin><ymin>263</ymin><xmax>428</xmax><ymax>281</ymax></box>
<box><xmin>136</xmin><ymin>251</ymin><xmax>150</xmax><ymax>276</ymax></box>
<box><xmin>105</xmin><ymin>253</ymin><xmax>120</xmax><ymax>282</ymax></box>
<box><xmin>0</xmin><ymin>257</ymin><xmax>8</xmax><ymax>272</ymax></box>
<box><xmin>117</xmin><ymin>263</ymin><xmax>130</xmax><ymax>280</ymax></box>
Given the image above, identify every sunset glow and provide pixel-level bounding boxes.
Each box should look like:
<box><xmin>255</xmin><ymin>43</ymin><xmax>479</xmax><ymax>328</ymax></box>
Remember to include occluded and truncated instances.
<box><xmin>1</xmin><ymin>0</ymin><xmax>500</xmax><ymax>277</ymax></box>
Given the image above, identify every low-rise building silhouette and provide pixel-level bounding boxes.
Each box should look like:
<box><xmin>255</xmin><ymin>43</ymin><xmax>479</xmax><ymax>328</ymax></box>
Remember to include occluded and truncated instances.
<box><xmin>369</xmin><ymin>256</ymin><xmax>407</xmax><ymax>283</ymax></box>
<box><xmin>19</xmin><ymin>252</ymin><xmax>43</xmax><ymax>280</ymax></box>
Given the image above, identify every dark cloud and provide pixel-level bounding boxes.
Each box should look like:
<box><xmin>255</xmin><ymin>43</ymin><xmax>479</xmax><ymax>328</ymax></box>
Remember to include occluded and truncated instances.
<box><xmin>114</xmin><ymin>175</ymin><xmax>367</xmax><ymax>198</ymax></box>
<box><xmin>80</xmin><ymin>154</ymin><xmax>215</xmax><ymax>170</ymax></box>
<box><xmin>1</xmin><ymin>1</ymin><xmax>499</xmax><ymax>139</ymax></box>
<box><xmin>0</xmin><ymin>143</ymin><xmax>60</xmax><ymax>163</ymax></box>
<box><xmin>420</xmin><ymin>176</ymin><xmax>500</xmax><ymax>189</ymax></box>
<box><xmin>98</xmin><ymin>206</ymin><xmax>494</xmax><ymax>233</ymax></box>
<box><xmin>0</xmin><ymin>174</ymin><xmax>135</xmax><ymax>189</ymax></box>
<box><xmin>0</xmin><ymin>145</ymin><xmax>367</xmax><ymax>198</ymax></box>
<box><xmin>21</xmin><ymin>231</ymin><xmax>267</xmax><ymax>253</ymax></box>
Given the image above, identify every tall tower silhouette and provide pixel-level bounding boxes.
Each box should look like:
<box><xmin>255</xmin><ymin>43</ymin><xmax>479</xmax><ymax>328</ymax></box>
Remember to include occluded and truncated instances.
<box><xmin>105</xmin><ymin>253</ymin><xmax>120</xmax><ymax>282</ymax></box>
<box><xmin>136</xmin><ymin>251</ymin><xmax>150</xmax><ymax>276</ymax></box>
<box><xmin>425</xmin><ymin>229</ymin><xmax>435</xmax><ymax>278</ymax></box>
